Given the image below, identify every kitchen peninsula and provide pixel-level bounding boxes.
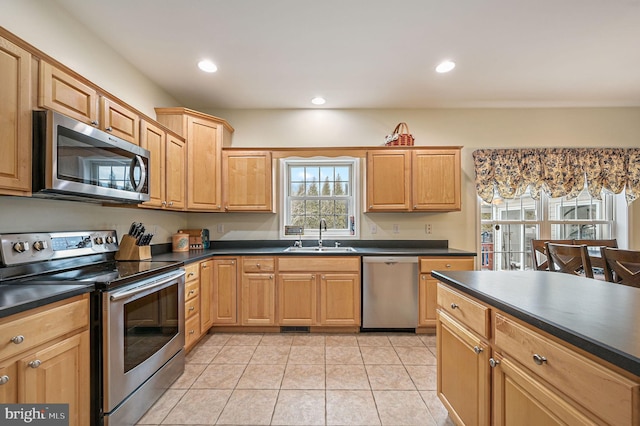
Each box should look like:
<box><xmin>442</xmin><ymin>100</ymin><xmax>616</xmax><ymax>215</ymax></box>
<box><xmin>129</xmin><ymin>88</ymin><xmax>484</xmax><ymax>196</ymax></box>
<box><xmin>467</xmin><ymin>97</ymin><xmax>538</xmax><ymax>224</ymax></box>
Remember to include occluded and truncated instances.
<box><xmin>432</xmin><ymin>270</ymin><xmax>640</xmax><ymax>425</ymax></box>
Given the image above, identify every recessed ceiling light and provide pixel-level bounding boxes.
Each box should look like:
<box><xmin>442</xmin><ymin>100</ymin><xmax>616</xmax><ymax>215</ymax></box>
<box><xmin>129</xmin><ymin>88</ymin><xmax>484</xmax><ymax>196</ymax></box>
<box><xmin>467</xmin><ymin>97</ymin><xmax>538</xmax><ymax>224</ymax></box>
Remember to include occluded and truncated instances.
<box><xmin>311</xmin><ymin>97</ymin><xmax>326</xmax><ymax>105</ymax></box>
<box><xmin>435</xmin><ymin>60</ymin><xmax>456</xmax><ymax>73</ymax></box>
<box><xmin>198</xmin><ymin>60</ymin><xmax>218</xmax><ymax>73</ymax></box>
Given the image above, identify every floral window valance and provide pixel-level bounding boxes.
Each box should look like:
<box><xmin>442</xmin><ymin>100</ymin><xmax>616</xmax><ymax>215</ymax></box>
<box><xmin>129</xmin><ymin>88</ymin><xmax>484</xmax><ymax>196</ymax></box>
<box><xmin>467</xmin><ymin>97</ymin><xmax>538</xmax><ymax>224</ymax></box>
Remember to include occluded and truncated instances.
<box><xmin>473</xmin><ymin>148</ymin><xmax>640</xmax><ymax>204</ymax></box>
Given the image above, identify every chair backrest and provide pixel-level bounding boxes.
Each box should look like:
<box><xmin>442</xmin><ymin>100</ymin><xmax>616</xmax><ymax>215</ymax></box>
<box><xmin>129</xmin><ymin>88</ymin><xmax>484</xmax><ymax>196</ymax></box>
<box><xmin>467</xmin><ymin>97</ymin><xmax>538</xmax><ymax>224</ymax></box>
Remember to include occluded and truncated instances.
<box><xmin>531</xmin><ymin>239</ymin><xmax>572</xmax><ymax>270</ymax></box>
<box><xmin>573</xmin><ymin>239</ymin><xmax>618</xmax><ymax>269</ymax></box>
<box><xmin>545</xmin><ymin>242</ymin><xmax>594</xmax><ymax>278</ymax></box>
<box><xmin>600</xmin><ymin>247</ymin><xmax>640</xmax><ymax>288</ymax></box>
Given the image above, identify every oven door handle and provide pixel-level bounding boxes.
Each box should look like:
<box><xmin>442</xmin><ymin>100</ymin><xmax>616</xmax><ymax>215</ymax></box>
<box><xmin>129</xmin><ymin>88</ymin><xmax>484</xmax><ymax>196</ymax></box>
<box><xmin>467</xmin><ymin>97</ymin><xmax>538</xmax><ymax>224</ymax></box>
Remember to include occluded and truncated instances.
<box><xmin>109</xmin><ymin>270</ymin><xmax>185</xmax><ymax>301</ymax></box>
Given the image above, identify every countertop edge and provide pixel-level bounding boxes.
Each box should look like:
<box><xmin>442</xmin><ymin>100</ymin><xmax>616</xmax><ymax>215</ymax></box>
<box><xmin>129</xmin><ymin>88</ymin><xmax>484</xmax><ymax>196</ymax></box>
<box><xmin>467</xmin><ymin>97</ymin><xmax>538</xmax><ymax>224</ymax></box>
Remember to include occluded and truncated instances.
<box><xmin>431</xmin><ymin>270</ymin><xmax>640</xmax><ymax>378</ymax></box>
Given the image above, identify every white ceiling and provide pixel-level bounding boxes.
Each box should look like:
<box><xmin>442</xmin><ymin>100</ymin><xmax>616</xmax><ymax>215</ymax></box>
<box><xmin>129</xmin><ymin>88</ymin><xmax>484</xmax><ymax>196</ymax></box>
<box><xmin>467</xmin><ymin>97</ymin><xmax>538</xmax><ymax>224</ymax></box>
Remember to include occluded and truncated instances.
<box><xmin>53</xmin><ymin>0</ymin><xmax>640</xmax><ymax>110</ymax></box>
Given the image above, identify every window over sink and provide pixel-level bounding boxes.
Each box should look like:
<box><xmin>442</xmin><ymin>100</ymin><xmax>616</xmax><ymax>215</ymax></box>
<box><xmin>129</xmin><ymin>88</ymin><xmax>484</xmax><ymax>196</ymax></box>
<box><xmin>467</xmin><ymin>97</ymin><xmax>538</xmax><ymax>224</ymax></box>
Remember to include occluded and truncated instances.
<box><xmin>280</xmin><ymin>157</ymin><xmax>360</xmax><ymax>240</ymax></box>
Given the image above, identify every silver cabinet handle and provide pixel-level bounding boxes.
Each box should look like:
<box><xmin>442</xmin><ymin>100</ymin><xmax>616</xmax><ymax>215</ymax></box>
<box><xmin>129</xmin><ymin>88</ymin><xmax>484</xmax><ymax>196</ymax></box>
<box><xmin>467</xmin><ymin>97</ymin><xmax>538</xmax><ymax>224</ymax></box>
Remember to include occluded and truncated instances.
<box><xmin>473</xmin><ymin>346</ymin><xmax>483</xmax><ymax>354</ymax></box>
<box><xmin>532</xmin><ymin>354</ymin><xmax>547</xmax><ymax>365</ymax></box>
<box><xmin>28</xmin><ymin>360</ymin><xmax>42</xmax><ymax>368</ymax></box>
<box><xmin>0</xmin><ymin>375</ymin><xmax>9</xmax><ymax>385</ymax></box>
<box><xmin>11</xmin><ymin>335</ymin><xmax>24</xmax><ymax>344</ymax></box>
<box><xmin>450</xmin><ymin>303</ymin><xmax>458</xmax><ymax>309</ymax></box>
<box><xmin>489</xmin><ymin>358</ymin><xmax>500</xmax><ymax>368</ymax></box>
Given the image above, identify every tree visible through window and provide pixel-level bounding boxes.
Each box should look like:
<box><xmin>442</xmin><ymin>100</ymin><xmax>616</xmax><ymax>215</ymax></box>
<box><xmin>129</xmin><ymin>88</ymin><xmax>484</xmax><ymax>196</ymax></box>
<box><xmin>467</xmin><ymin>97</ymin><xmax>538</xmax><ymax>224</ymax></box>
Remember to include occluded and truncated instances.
<box><xmin>282</xmin><ymin>158</ymin><xmax>359</xmax><ymax>238</ymax></box>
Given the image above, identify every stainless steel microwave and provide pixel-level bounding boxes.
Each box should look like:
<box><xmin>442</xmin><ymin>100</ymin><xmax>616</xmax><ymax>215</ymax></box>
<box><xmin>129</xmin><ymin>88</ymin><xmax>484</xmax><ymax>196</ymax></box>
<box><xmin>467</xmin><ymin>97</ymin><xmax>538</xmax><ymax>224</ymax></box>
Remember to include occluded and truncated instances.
<box><xmin>32</xmin><ymin>110</ymin><xmax>150</xmax><ymax>204</ymax></box>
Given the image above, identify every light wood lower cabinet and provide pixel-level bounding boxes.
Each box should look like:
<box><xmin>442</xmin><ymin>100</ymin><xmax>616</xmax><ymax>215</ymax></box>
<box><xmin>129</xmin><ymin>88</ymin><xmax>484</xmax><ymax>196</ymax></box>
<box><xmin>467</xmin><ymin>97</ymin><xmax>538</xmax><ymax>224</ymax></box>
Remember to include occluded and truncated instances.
<box><xmin>277</xmin><ymin>257</ymin><xmax>360</xmax><ymax>327</ymax></box>
<box><xmin>0</xmin><ymin>294</ymin><xmax>90</xmax><ymax>426</ymax></box>
<box><xmin>184</xmin><ymin>262</ymin><xmax>201</xmax><ymax>351</ymax></box>
<box><xmin>419</xmin><ymin>257</ymin><xmax>474</xmax><ymax>328</ymax></box>
<box><xmin>436</xmin><ymin>309</ymin><xmax>491</xmax><ymax>426</ymax></box>
<box><xmin>212</xmin><ymin>257</ymin><xmax>238</xmax><ymax>324</ymax></box>
<box><xmin>241</xmin><ymin>257</ymin><xmax>276</xmax><ymax>325</ymax></box>
<box><xmin>437</xmin><ymin>283</ymin><xmax>640</xmax><ymax>426</ymax></box>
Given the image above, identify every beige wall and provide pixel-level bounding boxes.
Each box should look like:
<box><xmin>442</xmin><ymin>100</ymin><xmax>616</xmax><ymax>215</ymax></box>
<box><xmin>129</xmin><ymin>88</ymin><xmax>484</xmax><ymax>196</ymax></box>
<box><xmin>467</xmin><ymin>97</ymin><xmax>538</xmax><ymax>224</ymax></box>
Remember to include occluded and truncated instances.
<box><xmin>1</xmin><ymin>0</ymin><xmax>638</xmax><ymax>252</ymax></box>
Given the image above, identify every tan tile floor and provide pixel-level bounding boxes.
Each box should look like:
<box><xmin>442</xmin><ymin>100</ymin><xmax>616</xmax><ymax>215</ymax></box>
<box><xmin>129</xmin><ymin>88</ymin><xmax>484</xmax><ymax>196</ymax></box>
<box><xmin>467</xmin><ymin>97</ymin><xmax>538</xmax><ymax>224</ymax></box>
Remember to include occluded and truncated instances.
<box><xmin>136</xmin><ymin>333</ymin><xmax>454</xmax><ymax>426</ymax></box>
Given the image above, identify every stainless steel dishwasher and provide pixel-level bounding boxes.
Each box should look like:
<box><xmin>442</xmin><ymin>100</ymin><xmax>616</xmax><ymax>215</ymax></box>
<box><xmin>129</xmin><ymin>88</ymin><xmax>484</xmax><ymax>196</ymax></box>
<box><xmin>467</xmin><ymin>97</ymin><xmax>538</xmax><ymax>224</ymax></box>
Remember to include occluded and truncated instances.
<box><xmin>362</xmin><ymin>256</ymin><xmax>419</xmax><ymax>330</ymax></box>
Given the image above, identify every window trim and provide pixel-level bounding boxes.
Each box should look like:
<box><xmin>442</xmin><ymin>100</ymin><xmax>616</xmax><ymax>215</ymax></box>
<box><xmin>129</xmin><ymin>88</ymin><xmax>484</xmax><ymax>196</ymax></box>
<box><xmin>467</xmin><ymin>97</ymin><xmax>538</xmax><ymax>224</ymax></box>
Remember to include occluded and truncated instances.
<box><xmin>279</xmin><ymin>156</ymin><xmax>361</xmax><ymax>240</ymax></box>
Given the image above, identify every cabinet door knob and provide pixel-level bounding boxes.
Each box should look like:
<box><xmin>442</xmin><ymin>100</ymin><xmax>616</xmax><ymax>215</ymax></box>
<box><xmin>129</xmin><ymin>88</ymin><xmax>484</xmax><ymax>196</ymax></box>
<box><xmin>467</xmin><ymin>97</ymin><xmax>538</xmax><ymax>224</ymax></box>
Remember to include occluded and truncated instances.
<box><xmin>11</xmin><ymin>335</ymin><xmax>24</xmax><ymax>344</ymax></box>
<box><xmin>489</xmin><ymin>358</ymin><xmax>500</xmax><ymax>368</ymax></box>
<box><xmin>450</xmin><ymin>303</ymin><xmax>458</xmax><ymax>309</ymax></box>
<box><xmin>0</xmin><ymin>375</ymin><xmax>9</xmax><ymax>385</ymax></box>
<box><xmin>28</xmin><ymin>360</ymin><xmax>42</xmax><ymax>368</ymax></box>
<box><xmin>532</xmin><ymin>354</ymin><xmax>547</xmax><ymax>365</ymax></box>
<box><xmin>473</xmin><ymin>346</ymin><xmax>483</xmax><ymax>354</ymax></box>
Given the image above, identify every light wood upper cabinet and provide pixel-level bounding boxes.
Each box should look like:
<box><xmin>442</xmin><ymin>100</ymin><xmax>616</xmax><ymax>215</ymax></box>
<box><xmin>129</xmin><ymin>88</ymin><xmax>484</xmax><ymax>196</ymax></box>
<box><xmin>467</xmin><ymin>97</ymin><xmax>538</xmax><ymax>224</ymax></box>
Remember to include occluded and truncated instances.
<box><xmin>366</xmin><ymin>147</ymin><xmax>462</xmax><ymax>212</ymax></box>
<box><xmin>155</xmin><ymin>108</ymin><xmax>234</xmax><ymax>212</ymax></box>
<box><xmin>39</xmin><ymin>61</ymin><xmax>98</xmax><ymax>124</ymax></box>
<box><xmin>0</xmin><ymin>34</ymin><xmax>32</xmax><ymax>195</ymax></box>
<box><xmin>100</xmin><ymin>96</ymin><xmax>140</xmax><ymax>145</ymax></box>
<box><xmin>140</xmin><ymin>119</ymin><xmax>185</xmax><ymax>210</ymax></box>
<box><xmin>39</xmin><ymin>62</ymin><xmax>141</xmax><ymax>145</ymax></box>
<box><xmin>222</xmin><ymin>150</ymin><xmax>273</xmax><ymax>212</ymax></box>
<box><xmin>366</xmin><ymin>150</ymin><xmax>411</xmax><ymax>211</ymax></box>
<box><xmin>412</xmin><ymin>149</ymin><xmax>461</xmax><ymax>211</ymax></box>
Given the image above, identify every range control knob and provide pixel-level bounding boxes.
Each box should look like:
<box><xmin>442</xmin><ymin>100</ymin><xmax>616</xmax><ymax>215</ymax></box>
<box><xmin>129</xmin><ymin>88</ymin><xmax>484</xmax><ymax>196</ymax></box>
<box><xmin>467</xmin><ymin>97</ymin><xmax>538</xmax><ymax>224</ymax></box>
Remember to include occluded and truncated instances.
<box><xmin>94</xmin><ymin>237</ymin><xmax>104</xmax><ymax>245</ymax></box>
<box><xmin>32</xmin><ymin>241</ymin><xmax>46</xmax><ymax>251</ymax></box>
<box><xmin>13</xmin><ymin>242</ymin><xmax>28</xmax><ymax>253</ymax></box>
<box><xmin>105</xmin><ymin>236</ymin><xmax>115</xmax><ymax>244</ymax></box>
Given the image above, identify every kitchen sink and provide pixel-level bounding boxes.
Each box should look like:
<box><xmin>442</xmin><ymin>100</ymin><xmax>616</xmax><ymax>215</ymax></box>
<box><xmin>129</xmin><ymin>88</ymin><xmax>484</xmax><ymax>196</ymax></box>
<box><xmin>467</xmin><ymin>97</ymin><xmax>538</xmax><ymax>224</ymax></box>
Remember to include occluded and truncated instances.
<box><xmin>283</xmin><ymin>246</ymin><xmax>357</xmax><ymax>253</ymax></box>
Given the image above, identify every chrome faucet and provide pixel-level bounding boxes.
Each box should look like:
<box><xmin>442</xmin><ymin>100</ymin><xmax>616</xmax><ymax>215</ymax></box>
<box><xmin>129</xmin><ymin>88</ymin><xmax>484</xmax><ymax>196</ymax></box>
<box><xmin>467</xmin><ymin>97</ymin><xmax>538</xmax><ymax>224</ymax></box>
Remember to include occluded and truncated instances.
<box><xmin>318</xmin><ymin>218</ymin><xmax>327</xmax><ymax>248</ymax></box>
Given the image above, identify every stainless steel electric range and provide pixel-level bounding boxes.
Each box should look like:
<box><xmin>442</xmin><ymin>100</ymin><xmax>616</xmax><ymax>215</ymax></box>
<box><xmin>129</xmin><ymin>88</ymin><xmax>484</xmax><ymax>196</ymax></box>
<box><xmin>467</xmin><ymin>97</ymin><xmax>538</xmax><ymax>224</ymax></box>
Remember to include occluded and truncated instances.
<box><xmin>0</xmin><ymin>230</ymin><xmax>185</xmax><ymax>426</ymax></box>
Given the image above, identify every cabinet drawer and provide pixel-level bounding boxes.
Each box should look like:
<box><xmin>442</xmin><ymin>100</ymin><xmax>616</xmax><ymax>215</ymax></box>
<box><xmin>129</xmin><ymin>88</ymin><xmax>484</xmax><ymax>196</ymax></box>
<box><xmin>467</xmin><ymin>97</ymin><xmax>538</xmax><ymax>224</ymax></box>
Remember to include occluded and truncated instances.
<box><xmin>184</xmin><ymin>263</ymin><xmax>199</xmax><ymax>282</ymax></box>
<box><xmin>495</xmin><ymin>313</ymin><xmax>639</xmax><ymax>426</ymax></box>
<box><xmin>437</xmin><ymin>283</ymin><xmax>490</xmax><ymax>338</ymax></box>
<box><xmin>185</xmin><ymin>314</ymin><xmax>200</xmax><ymax>347</ymax></box>
<box><xmin>420</xmin><ymin>257</ymin><xmax>474</xmax><ymax>273</ymax></box>
<box><xmin>278</xmin><ymin>257</ymin><xmax>360</xmax><ymax>272</ymax></box>
<box><xmin>243</xmin><ymin>257</ymin><xmax>275</xmax><ymax>273</ymax></box>
<box><xmin>0</xmin><ymin>295</ymin><xmax>88</xmax><ymax>361</ymax></box>
<box><xmin>185</xmin><ymin>278</ymin><xmax>199</xmax><ymax>301</ymax></box>
<box><xmin>185</xmin><ymin>297</ymin><xmax>200</xmax><ymax>319</ymax></box>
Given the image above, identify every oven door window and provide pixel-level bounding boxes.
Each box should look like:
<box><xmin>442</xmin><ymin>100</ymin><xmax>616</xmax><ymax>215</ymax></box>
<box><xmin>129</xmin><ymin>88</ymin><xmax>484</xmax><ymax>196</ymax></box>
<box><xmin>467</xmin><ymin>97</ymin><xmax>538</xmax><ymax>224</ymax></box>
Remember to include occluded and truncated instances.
<box><xmin>123</xmin><ymin>283</ymin><xmax>179</xmax><ymax>373</ymax></box>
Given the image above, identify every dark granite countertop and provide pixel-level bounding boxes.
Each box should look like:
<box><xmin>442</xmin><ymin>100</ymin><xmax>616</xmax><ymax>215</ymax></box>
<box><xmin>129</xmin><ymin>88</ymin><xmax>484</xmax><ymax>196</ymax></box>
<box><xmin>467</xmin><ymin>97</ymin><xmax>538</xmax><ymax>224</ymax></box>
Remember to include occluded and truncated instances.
<box><xmin>151</xmin><ymin>240</ymin><xmax>476</xmax><ymax>263</ymax></box>
<box><xmin>0</xmin><ymin>240</ymin><xmax>475</xmax><ymax>319</ymax></box>
<box><xmin>0</xmin><ymin>282</ymin><xmax>94</xmax><ymax>319</ymax></box>
<box><xmin>431</xmin><ymin>270</ymin><xmax>640</xmax><ymax>377</ymax></box>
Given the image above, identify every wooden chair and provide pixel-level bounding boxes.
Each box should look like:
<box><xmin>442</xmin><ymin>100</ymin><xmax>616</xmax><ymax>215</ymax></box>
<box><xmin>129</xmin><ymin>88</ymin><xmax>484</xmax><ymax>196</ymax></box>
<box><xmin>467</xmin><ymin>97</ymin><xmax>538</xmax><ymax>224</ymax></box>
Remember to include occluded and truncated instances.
<box><xmin>600</xmin><ymin>247</ymin><xmax>640</xmax><ymax>288</ymax></box>
<box><xmin>545</xmin><ymin>242</ymin><xmax>594</xmax><ymax>278</ymax></box>
<box><xmin>573</xmin><ymin>239</ymin><xmax>618</xmax><ymax>270</ymax></box>
<box><xmin>530</xmin><ymin>239</ymin><xmax>572</xmax><ymax>270</ymax></box>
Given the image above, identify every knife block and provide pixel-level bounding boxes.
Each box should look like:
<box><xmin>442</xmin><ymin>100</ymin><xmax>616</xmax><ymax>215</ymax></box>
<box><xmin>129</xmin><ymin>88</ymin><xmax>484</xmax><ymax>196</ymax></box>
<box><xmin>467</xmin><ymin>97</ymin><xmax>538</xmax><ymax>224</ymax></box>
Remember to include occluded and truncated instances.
<box><xmin>115</xmin><ymin>235</ymin><xmax>151</xmax><ymax>261</ymax></box>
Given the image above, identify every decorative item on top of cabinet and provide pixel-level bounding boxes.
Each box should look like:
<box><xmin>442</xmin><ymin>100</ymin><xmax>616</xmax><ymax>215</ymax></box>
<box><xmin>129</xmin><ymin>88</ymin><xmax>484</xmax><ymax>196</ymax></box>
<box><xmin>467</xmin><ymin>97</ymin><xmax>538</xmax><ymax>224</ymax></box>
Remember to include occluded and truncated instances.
<box><xmin>418</xmin><ymin>257</ymin><xmax>474</xmax><ymax>330</ymax></box>
<box><xmin>241</xmin><ymin>257</ymin><xmax>276</xmax><ymax>325</ymax></box>
<box><xmin>140</xmin><ymin>119</ymin><xmax>186</xmax><ymax>210</ymax></box>
<box><xmin>277</xmin><ymin>256</ymin><xmax>361</xmax><ymax>327</ymax></box>
<box><xmin>0</xmin><ymin>294</ymin><xmax>90</xmax><ymax>426</ymax></box>
<box><xmin>366</xmin><ymin>147</ymin><xmax>462</xmax><ymax>212</ymax></box>
<box><xmin>39</xmin><ymin>62</ymin><xmax>141</xmax><ymax>145</ymax></box>
<box><xmin>155</xmin><ymin>107</ymin><xmax>234</xmax><ymax>212</ymax></box>
<box><xmin>0</xmin><ymin>31</ymin><xmax>32</xmax><ymax>195</ymax></box>
<box><xmin>222</xmin><ymin>150</ymin><xmax>274</xmax><ymax>212</ymax></box>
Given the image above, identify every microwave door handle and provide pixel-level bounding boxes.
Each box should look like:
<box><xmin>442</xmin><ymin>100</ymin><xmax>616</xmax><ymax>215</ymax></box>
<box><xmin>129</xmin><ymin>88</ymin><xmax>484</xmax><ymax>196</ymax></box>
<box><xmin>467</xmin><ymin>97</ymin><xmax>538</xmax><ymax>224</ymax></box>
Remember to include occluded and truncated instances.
<box><xmin>129</xmin><ymin>155</ymin><xmax>147</xmax><ymax>193</ymax></box>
